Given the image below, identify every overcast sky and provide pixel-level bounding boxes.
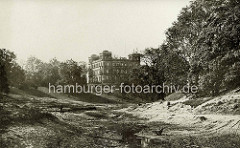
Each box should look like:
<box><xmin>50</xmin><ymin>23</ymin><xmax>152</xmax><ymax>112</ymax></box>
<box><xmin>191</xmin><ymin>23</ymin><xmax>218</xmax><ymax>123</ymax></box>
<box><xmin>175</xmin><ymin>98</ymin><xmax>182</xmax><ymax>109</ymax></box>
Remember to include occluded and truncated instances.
<box><xmin>0</xmin><ymin>0</ymin><xmax>191</xmax><ymax>63</ymax></box>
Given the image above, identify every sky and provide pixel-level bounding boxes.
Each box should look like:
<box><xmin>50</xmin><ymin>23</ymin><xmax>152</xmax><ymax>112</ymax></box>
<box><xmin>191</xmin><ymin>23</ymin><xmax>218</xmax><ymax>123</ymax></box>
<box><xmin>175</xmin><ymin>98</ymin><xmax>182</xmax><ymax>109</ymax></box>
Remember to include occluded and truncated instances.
<box><xmin>0</xmin><ymin>0</ymin><xmax>191</xmax><ymax>63</ymax></box>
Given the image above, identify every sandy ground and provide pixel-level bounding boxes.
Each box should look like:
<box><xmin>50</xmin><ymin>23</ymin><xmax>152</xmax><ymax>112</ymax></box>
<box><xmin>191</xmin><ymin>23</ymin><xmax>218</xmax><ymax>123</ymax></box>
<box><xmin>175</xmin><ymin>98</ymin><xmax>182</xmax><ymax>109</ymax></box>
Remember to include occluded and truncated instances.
<box><xmin>119</xmin><ymin>91</ymin><xmax>240</xmax><ymax>136</ymax></box>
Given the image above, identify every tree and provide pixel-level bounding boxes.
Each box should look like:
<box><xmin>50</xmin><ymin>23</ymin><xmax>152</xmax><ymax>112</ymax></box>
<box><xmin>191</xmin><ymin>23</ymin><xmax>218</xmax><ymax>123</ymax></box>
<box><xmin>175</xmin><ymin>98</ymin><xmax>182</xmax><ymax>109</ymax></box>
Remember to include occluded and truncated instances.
<box><xmin>128</xmin><ymin>46</ymin><xmax>189</xmax><ymax>101</ymax></box>
<box><xmin>58</xmin><ymin>59</ymin><xmax>87</xmax><ymax>86</ymax></box>
<box><xmin>25</xmin><ymin>56</ymin><xmax>44</xmax><ymax>88</ymax></box>
<box><xmin>41</xmin><ymin>58</ymin><xmax>61</xmax><ymax>86</ymax></box>
<box><xmin>0</xmin><ymin>49</ymin><xmax>25</xmax><ymax>97</ymax></box>
<box><xmin>165</xmin><ymin>0</ymin><xmax>240</xmax><ymax>96</ymax></box>
<box><xmin>8</xmin><ymin>63</ymin><xmax>25</xmax><ymax>88</ymax></box>
<box><xmin>0</xmin><ymin>49</ymin><xmax>9</xmax><ymax>96</ymax></box>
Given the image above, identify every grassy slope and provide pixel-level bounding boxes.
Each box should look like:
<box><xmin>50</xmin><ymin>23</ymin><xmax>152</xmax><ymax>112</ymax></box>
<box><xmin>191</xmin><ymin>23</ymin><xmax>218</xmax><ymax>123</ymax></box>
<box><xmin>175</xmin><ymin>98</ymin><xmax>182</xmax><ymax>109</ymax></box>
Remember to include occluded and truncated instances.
<box><xmin>38</xmin><ymin>87</ymin><xmax>119</xmax><ymax>104</ymax></box>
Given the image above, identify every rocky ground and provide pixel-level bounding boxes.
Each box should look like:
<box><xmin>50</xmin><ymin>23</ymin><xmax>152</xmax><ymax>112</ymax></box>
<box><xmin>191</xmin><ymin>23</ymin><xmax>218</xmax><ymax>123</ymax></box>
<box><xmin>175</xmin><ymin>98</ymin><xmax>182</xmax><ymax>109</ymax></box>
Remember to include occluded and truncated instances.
<box><xmin>1</xmin><ymin>88</ymin><xmax>240</xmax><ymax>148</ymax></box>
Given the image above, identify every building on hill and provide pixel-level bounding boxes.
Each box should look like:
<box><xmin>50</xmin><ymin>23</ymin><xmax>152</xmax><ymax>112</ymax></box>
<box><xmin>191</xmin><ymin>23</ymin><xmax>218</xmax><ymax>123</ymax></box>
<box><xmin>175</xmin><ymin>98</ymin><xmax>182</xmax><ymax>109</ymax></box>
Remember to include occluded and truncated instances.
<box><xmin>87</xmin><ymin>50</ymin><xmax>140</xmax><ymax>84</ymax></box>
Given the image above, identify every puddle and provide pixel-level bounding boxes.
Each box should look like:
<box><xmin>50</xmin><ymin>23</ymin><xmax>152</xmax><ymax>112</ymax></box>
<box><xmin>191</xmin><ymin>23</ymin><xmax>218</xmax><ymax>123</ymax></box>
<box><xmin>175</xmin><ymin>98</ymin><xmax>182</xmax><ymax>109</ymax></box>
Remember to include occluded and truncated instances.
<box><xmin>120</xmin><ymin>125</ymin><xmax>142</xmax><ymax>147</ymax></box>
<box><xmin>120</xmin><ymin>123</ymin><xmax>168</xmax><ymax>148</ymax></box>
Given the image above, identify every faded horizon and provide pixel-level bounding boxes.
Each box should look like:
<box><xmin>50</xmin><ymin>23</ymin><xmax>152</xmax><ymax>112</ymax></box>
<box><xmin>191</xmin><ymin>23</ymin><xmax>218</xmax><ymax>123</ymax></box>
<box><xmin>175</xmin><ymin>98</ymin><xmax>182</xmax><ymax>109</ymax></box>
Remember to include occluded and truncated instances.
<box><xmin>0</xmin><ymin>0</ymin><xmax>191</xmax><ymax>63</ymax></box>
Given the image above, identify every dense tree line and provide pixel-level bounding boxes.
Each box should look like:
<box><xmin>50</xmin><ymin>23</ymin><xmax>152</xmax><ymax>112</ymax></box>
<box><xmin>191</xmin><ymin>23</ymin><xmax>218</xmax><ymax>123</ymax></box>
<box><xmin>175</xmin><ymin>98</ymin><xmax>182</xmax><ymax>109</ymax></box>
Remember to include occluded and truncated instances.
<box><xmin>0</xmin><ymin>49</ymin><xmax>87</xmax><ymax>98</ymax></box>
<box><xmin>124</xmin><ymin>47</ymin><xmax>189</xmax><ymax>101</ymax></box>
<box><xmin>124</xmin><ymin>0</ymin><xmax>240</xmax><ymax>101</ymax></box>
<box><xmin>24</xmin><ymin>57</ymin><xmax>87</xmax><ymax>88</ymax></box>
<box><xmin>165</xmin><ymin>0</ymin><xmax>240</xmax><ymax>96</ymax></box>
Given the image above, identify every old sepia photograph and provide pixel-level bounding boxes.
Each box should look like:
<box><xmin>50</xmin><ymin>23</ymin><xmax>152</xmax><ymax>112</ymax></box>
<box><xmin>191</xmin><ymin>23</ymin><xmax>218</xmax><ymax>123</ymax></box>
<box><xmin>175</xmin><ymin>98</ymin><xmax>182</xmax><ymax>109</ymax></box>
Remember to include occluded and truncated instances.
<box><xmin>1</xmin><ymin>0</ymin><xmax>240</xmax><ymax>147</ymax></box>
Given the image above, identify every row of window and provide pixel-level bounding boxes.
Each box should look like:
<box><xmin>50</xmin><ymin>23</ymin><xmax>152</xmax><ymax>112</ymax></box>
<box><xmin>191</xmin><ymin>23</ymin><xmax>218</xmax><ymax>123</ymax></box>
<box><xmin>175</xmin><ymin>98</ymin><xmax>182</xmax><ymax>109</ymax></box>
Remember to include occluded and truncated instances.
<box><xmin>93</xmin><ymin>69</ymin><xmax>128</xmax><ymax>75</ymax></box>
<box><xmin>91</xmin><ymin>61</ymin><xmax>138</xmax><ymax>69</ymax></box>
<box><xmin>92</xmin><ymin>62</ymin><xmax>103</xmax><ymax>69</ymax></box>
